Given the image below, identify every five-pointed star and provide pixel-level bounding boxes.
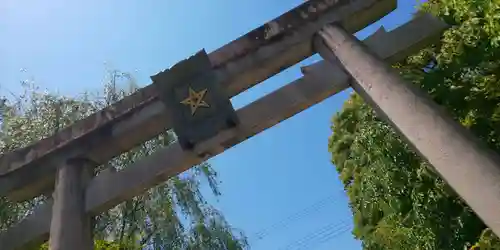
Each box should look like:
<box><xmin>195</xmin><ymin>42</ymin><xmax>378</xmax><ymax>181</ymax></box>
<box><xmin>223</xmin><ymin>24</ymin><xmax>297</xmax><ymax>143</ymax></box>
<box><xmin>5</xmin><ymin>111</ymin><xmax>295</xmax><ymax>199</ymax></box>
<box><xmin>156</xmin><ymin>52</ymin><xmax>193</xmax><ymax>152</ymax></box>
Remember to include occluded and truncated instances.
<box><xmin>180</xmin><ymin>87</ymin><xmax>210</xmax><ymax>115</ymax></box>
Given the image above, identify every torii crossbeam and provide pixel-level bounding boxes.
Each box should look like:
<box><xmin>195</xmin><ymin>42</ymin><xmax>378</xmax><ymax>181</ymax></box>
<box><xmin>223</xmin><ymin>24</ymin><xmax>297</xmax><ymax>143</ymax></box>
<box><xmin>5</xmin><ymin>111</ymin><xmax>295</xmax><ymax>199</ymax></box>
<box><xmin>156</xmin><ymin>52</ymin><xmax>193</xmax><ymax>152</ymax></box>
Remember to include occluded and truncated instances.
<box><xmin>0</xmin><ymin>0</ymin><xmax>396</xmax><ymax>202</ymax></box>
<box><xmin>4</xmin><ymin>0</ymin><xmax>500</xmax><ymax>249</ymax></box>
<box><xmin>1</xmin><ymin>12</ymin><xmax>447</xmax><ymax>249</ymax></box>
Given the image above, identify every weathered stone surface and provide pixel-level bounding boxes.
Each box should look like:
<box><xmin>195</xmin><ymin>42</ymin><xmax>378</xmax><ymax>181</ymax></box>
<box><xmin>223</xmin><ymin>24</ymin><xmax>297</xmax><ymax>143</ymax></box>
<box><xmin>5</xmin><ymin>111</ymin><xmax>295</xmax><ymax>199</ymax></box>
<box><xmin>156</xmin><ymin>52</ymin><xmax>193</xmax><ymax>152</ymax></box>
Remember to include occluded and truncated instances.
<box><xmin>1</xmin><ymin>0</ymin><xmax>355</xmax><ymax>177</ymax></box>
<box><xmin>0</xmin><ymin>87</ymin><xmax>156</xmax><ymax>176</ymax></box>
<box><xmin>0</xmin><ymin>14</ymin><xmax>448</xmax><ymax>250</ymax></box>
<box><xmin>49</xmin><ymin>158</ymin><xmax>93</xmax><ymax>250</ymax></box>
<box><xmin>0</xmin><ymin>0</ymin><xmax>396</xmax><ymax>201</ymax></box>
<box><xmin>209</xmin><ymin>0</ymin><xmax>352</xmax><ymax>67</ymax></box>
<box><xmin>151</xmin><ymin>50</ymin><xmax>238</xmax><ymax>151</ymax></box>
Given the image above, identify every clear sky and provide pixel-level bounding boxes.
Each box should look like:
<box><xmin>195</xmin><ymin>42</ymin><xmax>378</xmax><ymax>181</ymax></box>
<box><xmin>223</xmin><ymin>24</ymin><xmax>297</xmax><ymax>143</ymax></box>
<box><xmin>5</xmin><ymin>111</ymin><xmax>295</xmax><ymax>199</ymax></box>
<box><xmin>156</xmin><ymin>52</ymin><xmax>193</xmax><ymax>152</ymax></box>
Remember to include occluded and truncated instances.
<box><xmin>1</xmin><ymin>0</ymin><xmax>422</xmax><ymax>249</ymax></box>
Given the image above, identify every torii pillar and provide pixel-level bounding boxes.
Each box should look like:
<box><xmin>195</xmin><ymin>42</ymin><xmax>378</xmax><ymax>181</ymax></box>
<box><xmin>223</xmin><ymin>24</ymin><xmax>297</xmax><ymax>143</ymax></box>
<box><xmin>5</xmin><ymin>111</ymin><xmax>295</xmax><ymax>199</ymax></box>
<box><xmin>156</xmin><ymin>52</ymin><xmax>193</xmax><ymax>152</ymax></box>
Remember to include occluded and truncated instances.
<box><xmin>49</xmin><ymin>158</ymin><xmax>94</xmax><ymax>250</ymax></box>
<box><xmin>314</xmin><ymin>24</ymin><xmax>500</xmax><ymax>236</ymax></box>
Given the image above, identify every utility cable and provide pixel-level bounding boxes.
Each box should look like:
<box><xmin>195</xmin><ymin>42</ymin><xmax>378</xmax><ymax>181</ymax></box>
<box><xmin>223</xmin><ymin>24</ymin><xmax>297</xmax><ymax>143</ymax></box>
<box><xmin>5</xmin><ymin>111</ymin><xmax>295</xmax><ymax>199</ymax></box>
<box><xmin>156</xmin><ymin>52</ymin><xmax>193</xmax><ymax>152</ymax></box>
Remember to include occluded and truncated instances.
<box><xmin>278</xmin><ymin>219</ymin><xmax>352</xmax><ymax>250</ymax></box>
<box><xmin>250</xmin><ymin>190</ymin><xmax>346</xmax><ymax>241</ymax></box>
<box><xmin>295</xmin><ymin>224</ymin><xmax>351</xmax><ymax>250</ymax></box>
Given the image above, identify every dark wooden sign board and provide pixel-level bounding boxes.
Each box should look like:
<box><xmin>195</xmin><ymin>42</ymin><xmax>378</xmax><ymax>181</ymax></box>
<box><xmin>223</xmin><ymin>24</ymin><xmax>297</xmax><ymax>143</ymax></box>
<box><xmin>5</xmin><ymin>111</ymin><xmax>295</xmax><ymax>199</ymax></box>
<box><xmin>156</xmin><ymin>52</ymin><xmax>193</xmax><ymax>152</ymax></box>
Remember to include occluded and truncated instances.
<box><xmin>151</xmin><ymin>50</ymin><xmax>239</xmax><ymax>152</ymax></box>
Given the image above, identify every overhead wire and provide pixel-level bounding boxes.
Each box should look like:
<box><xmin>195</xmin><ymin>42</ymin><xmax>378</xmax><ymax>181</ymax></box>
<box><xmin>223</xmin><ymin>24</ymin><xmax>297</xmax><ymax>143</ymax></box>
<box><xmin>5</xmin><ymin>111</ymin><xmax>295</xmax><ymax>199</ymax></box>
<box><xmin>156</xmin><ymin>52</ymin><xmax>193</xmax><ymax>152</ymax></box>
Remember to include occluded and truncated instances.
<box><xmin>294</xmin><ymin>223</ymin><xmax>351</xmax><ymax>250</ymax></box>
<box><xmin>253</xmin><ymin>195</ymin><xmax>334</xmax><ymax>240</ymax></box>
<box><xmin>250</xmin><ymin>190</ymin><xmax>346</xmax><ymax>242</ymax></box>
<box><xmin>278</xmin><ymin>218</ymin><xmax>352</xmax><ymax>250</ymax></box>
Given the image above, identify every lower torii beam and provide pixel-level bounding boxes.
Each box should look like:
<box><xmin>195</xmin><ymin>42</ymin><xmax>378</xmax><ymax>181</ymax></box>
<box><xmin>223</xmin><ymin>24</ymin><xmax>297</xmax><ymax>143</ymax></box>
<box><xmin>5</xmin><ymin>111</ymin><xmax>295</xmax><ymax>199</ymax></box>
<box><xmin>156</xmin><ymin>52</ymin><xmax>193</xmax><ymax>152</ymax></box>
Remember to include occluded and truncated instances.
<box><xmin>314</xmin><ymin>24</ymin><xmax>500</xmax><ymax>236</ymax></box>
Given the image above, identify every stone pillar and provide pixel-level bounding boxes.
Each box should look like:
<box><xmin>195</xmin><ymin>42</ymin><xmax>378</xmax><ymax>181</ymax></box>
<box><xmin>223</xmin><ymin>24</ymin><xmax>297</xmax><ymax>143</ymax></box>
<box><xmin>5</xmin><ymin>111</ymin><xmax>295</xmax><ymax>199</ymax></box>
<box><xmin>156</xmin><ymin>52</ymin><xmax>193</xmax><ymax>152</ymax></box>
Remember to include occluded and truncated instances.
<box><xmin>314</xmin><ymin>24</ymin><xmax>500</xmax><ymax>235</ymax></box>
<box><xmin>49</xmin><ymin>158</ymin><xmax>93</xmax><ymax>250</ymax></box>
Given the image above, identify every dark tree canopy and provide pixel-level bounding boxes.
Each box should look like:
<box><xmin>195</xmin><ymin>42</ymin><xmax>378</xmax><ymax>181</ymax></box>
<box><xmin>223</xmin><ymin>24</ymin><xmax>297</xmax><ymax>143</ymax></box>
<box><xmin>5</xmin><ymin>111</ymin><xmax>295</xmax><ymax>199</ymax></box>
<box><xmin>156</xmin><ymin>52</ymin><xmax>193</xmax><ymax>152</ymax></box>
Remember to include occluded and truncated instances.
<box><xmin>329</xmin><ymin>0</ymin><xmax>500</xmax><ymax>249</ymax></box>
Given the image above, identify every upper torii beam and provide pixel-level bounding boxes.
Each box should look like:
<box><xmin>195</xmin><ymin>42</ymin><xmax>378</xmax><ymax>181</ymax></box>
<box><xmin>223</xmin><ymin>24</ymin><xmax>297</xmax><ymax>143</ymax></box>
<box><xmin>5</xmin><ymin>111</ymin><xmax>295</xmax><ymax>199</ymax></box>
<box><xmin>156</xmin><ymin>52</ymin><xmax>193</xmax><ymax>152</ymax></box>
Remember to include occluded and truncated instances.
<box><xmin>0</xmin><ymin>0</ymin><xmax>396</xmax><ymax>201</ymax></box>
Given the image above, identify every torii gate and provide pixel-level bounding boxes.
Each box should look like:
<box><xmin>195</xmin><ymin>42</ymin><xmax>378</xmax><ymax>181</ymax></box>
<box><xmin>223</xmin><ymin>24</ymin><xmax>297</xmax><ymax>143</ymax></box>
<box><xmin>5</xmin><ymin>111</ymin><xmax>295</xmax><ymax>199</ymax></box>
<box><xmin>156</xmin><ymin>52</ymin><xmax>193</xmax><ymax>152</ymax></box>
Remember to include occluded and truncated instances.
<box><xmin>1</xmin><ymin>0</ymin><xmax>500</xmax><ymax>249</ymax></box>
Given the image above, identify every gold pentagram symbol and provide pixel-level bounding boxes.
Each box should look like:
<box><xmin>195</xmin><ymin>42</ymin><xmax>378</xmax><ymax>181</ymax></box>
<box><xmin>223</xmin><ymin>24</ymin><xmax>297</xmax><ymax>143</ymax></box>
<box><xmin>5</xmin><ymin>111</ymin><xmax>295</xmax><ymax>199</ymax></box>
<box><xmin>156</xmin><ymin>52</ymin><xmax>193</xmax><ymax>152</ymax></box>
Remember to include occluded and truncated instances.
<box><xmin>180</xmin><ymin>87</ymin><xmax>210</xmax><ymax>115</ymax></box>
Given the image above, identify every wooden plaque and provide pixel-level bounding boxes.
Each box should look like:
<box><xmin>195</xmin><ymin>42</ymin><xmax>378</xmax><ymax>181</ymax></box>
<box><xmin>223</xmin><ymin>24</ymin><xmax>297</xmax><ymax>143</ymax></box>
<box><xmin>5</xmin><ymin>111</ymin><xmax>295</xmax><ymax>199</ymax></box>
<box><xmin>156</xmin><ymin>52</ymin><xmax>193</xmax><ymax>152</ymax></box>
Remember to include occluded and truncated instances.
<box><xmin>151</xmin><ymin>50</ymin><xmax>239</xmax><ymax>150</ymax></box>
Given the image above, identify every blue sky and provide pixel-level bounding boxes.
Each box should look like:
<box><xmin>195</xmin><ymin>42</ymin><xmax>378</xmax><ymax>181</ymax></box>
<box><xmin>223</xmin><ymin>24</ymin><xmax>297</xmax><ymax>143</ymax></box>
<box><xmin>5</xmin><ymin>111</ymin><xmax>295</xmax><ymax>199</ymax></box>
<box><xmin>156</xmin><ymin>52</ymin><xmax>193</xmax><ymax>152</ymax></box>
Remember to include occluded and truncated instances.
<box><xmin>1</xmin><ymin>0</ymin><xmax>422</xmax><ymax>249</ymax></box>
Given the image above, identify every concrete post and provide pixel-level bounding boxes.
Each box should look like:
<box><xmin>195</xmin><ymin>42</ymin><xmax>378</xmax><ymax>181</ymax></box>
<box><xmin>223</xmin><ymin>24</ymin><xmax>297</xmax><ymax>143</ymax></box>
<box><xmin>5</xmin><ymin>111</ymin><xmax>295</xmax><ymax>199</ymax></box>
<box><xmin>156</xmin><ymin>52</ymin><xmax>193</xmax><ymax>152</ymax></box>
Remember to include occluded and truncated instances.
<box><xmin>314</xmin><ymin>24</ymin><xmax>500</xmax><ymax>236</ymax></box>
<box><xmin>49</xmin><ymin>158</ymin><xmax>93</xmax><ymax>250</ymax></box>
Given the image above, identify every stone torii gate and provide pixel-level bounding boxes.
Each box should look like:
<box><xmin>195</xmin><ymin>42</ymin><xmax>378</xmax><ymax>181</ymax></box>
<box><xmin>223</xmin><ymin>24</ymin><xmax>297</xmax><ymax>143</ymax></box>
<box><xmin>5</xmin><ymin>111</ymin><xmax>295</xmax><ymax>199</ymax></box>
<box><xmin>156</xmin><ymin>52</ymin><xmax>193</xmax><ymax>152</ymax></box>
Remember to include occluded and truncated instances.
<box><xmin>2</xmin><ymin>0</ymin><xmax>500</xmax><ymax>249</ymax></box>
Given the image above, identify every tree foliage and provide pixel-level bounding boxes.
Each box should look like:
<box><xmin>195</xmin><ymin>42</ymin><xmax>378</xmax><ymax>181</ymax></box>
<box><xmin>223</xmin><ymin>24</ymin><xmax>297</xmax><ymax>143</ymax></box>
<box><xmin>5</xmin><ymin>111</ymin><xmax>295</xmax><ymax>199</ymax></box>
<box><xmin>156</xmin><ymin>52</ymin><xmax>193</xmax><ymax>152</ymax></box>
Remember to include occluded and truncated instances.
<box><xmin>0</xmin><ymin>70</ymin><xmax>247</xmax><ymax>249</ymax></box>
<box><xmin>39</xmin><ymin>239</ymin><xmax>127</xmax><ymax>250</ymax></box>
<box><xmin>329</xmin><ymin>0</ymin><xmax>500</xmax><ymax>249</ymax></box>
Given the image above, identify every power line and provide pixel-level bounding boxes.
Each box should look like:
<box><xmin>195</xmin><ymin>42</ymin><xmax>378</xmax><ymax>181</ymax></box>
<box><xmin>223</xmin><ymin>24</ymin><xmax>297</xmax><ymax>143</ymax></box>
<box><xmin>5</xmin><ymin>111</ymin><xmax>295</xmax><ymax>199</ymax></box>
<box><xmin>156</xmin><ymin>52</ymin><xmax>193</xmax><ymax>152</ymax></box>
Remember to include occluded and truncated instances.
<box><xmin>278</xmin><ymin>220</ymin><xmax>350</xmax><ymax>250</ymax></box>
<box><xmin>253</xmin><ymin>195</ymin><xmax>334</xmax><ymax>239</ymax></box>
<box><xmin>250</xmin><ymin>191</ymin><xmax>345</xmax><ymax>241</ymax></box>
<box><xmin>279</xmin><ymin>219</ymin><xmax>352</xmax><ymax>250</ymax></box>
<box><xmin>296</xmin><ymin>224</ymin><xmax>351</xmax><ymax>250</ymax></box>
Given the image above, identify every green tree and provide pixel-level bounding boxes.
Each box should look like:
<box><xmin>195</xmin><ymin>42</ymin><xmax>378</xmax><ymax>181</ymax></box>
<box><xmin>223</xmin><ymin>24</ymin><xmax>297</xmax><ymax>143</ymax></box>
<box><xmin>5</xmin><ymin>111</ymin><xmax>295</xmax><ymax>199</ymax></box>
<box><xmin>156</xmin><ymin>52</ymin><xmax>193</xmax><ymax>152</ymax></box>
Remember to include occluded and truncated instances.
<box><xmin>328</xmin><ymin>0</ymin><xmax>500</xmax><ymax>249</ymax></box>
<box><xmin>39</xmin><ymin>239</ymin><xmax>127</xmax><ymax>250</ymax></box>
<box><xmin>0</xmin><ymin>70</ymin><xmax>248</xmax><ymax>249</ymax></box>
